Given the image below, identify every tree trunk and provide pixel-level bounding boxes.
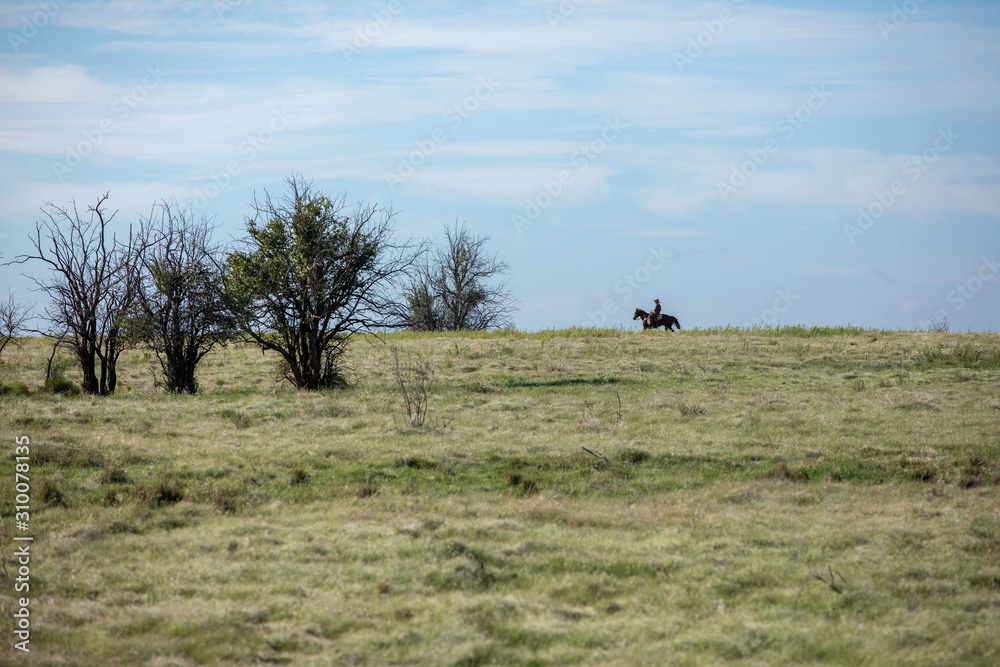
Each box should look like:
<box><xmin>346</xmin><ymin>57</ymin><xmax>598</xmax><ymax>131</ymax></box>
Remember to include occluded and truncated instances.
<box><xmin>78</xmin><ymin>345</ymin><xmax>100</xmax><ymax>395</ymax></box>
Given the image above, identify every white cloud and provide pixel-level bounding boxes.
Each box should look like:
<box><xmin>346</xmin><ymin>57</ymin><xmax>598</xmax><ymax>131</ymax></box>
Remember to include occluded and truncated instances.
<box><xmin>617</xmin><ymin>230</ymin><xmax>713</xmax><ymax>238</ymax></box>
<box><xmin>397</xmin><ymin>164</ymin><xmax>619</xmax><ymax>204</ymax></box>
<box><xmin>740</xmin><ymin>149</ymin><xmax>1000</xmax><ymax>218</ymax></box>
<box><xmin>0</xmin><ymin>179</ymin><xmax>183</xmax><ymax>222</ymax></box>
<box><xmin>0</xmin><ymin>64</ymin><xmax>118</xmax><ymax>103</ymax></box>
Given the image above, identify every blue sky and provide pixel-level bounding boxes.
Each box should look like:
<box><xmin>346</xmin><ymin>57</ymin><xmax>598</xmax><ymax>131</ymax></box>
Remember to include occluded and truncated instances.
<box><xmin>1</xmin><ymin>0</ymin><xmax>998</xmax><ymax>332</ymax></box>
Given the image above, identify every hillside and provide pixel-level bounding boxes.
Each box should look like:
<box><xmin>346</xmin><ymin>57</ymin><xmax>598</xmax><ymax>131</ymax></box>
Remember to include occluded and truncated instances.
<box><xmin>1</xmin><ymin>328</ymin><xmax>999</xmax><ymax>665</ymax></box>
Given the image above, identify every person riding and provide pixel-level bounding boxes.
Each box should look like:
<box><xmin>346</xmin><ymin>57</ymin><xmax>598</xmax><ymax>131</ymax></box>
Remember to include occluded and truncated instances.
<box><xmin>648</xmin><ymin>298</ymin><xmax>662</xmax><ymax>327</ymax></box>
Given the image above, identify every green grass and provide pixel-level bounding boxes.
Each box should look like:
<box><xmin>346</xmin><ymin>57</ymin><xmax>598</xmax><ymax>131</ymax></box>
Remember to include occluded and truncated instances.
<box><xmin>0</xmin><ymin>328</ymin><xmax>998</xmax><ymax>665</ymax></box>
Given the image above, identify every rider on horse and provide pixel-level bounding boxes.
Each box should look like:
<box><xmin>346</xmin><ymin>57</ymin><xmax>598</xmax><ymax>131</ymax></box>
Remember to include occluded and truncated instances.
<box><xmin>648</xmin><ymin>299</ymin><xmax>661</xmax><ymax>327</ymax></box>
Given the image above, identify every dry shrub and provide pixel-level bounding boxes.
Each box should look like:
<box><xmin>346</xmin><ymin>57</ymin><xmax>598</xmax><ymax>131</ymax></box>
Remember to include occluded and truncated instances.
<box><xmin>138</xmin><ymin>478</ymin><xmax>185</xmax><ymax>506</ymax></box>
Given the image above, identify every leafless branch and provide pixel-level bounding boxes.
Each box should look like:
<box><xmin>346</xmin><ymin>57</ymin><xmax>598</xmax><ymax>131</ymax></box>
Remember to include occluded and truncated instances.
<box><xmin>13</xmin><ymin>194</ymin><xmax>148</xmax><ymax>395</ymax></box>
<box><xmin>405</xmin><ymin>221</ymin><xmax>518</xmax><ymax>331</ymax></box>
<box><xmin>0</xmin><ymin>291</ymin><xmax>33</xmax><ymax>361</ymax></box>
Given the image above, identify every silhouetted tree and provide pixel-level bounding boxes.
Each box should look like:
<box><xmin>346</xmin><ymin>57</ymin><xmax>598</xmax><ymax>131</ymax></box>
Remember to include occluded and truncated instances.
<box><xmin>14</xmin><ymin>194</ymin><xmax>146</xmax><ymax>395</ymax></box>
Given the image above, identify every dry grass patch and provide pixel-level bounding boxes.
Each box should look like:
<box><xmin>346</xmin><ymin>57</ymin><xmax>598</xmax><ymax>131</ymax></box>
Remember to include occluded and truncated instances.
<box><xmin>1</xmin><ymin>329</ymin><xmax>999</xmax><ymax>664</ymax></box>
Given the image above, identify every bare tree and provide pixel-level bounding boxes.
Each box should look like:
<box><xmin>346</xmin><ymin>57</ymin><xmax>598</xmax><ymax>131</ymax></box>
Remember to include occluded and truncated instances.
<box><xmin>0</xmin><ymin>292</ymin><xmax>33</xmax><ymax>362</ymax></box>
<box><xmin>13</xmin><ymin>194</ymin><xmax>147</xmax><ymax>395</ymax></box>
<box><xmin>223</xmin><ymin>176</ymin><xmax>422</xmax><ymax>390</ymax></box>
<box><xmin>390</xmin><ymin>346</ymin><xmax>432</xmax><ymax>428</ymax></box>
<box><xmin>134</xmin><ymin>200</ymin><xmax>235</xmax><ymax>393</ymax></box>
<box><xmin>406</xmin><ymin>221</ymin><xmax>518</xmax><ymax>331</ymax></box>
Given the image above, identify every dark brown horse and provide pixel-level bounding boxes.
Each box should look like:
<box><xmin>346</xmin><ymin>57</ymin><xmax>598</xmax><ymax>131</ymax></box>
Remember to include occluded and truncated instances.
<box><xmin>633</xmin><ymin>307</ymin><xmax>680</xmax><ymax>331</ymax></box>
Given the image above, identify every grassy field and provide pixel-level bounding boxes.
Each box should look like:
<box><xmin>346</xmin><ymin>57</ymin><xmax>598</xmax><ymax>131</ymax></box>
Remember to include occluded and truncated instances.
<box><xmin>1</xmin><ymin>327</ymin><xmax>999</xmax><ymax>665</ymax></box>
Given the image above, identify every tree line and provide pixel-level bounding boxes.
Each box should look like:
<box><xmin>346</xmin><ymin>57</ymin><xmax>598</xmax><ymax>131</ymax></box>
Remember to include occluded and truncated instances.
<box><xmin>1</xmin><ymin>175</ymin><xmax>518</xmax><ymax>395</ymax></box>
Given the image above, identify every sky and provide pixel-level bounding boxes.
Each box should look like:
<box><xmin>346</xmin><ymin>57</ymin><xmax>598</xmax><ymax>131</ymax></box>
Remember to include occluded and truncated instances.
<box><xmin>1</xmin><ymin>0</ymin><xmax>999</xmax><ymax>332</ymax></box>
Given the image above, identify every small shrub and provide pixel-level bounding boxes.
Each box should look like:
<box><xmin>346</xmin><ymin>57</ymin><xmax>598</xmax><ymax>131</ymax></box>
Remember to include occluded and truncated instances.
<box><xmin>108</xmin><ymin>520</ymin><xmax>141</xmax><ymax>534</ymax></box>
<box><xmin>967</xmin><ymin>454</ymin><xmax>988</xmax><ymax>472</ymax></box>
<box><xmin>396</xmin><ymin>456</ymin><xmax>436</xmax><ymax>470</ymax></box>
<box><xmin>960</xmin><ymin>454</ymin><xmax>994</xmax><ymax>488</ymax></box>
<box><xmin>518</xmin><ymin>478</ymin><xmax>538</xmax><ymax>495</ymax></box>
<box><xmin>40</xmin><ymin>479</ymin><xmax>67</xmax><ymax>507</ymax></box>
<box><xmin>0</xmin><ymin>382</ymin><xmax>31</xmax><ymax>396</ymax></box>
<box><xmin>355</xmin><ymin>484</ymin><xmax>379</xmax><ymax>498</ymax></box>
<box><xmin>507</xmin><ymin>472</ymin><xmax>538</xmax><ymax>495</ymax></box>
<box><xmin>760</xmin><ymin>462</ymin><xmax>810</xmax><ymax>482</ymax></box>
<box><xmin>138</xmin><ymin>478</ymin><xmax>185</xmax><ymax>506</ymax></box>
<box><xmin>210</xmin><ymin>487</ymin><xmax>241</xmax><ymax>513</ymax></box>
<box><xmin>464</xmin><ymin>379</ymin><xmax>503</xmax><ymax>394</ymax></box>
<box><xmin>102</xmin><ymin>488</ymin><xmax>126</xmax><ymax>507</ymax></box>
<box><xmin>34</xmin><ymin>441</ymin><xmax>104</xmax><ymax>469</ymax></box>
<box><xmin>960</xmin><ymin>474</ymin><xmax>982</xmax><ymax>489</ymax></box>
<box><xmin>908</xmin><ymin>464</ymin><xmax>937</xmax><ymax>483</ymax></box>
<box><xmin>391</xmin><ymin>347</ymin><xmax>433</xmax><ymax>428</ymax></box>
<box><xmin>100</xmin><ymin>466</ymin><xmax>132</xmax><ymax>485</ymax></box>
<box><xmin>616</xmin><ymin>448</ymin><xmax>651</xmax><ymax>465</ymax></box>
<box><xmin>678</xmin><ymin>402</ymin><xmax>707</xmax><ymax>417</ymax></box>
<box><xmin>219</xmin><ymin>409</ymin><xmax>253</xmax><ymax>429</ymax></box>
<box><xmin>42</xmin><ymin>376</ymin><xmax>81</xmax><ymax>396</ymax></box>
<box><xmin>968</xmin><ymin>572</ymin><xmax>1000</xmax><ymax>590</ymax></box>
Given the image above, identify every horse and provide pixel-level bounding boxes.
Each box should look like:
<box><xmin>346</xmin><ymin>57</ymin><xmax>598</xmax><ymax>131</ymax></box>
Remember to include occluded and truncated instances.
<box><xmin>633</xmin><ymin>307</ymin><xmax>680</xmax><ymax>331</ymax></box>
<box><xmin>632</xmin><ymin>307</ymin><xmax>652</xmax><ymax>328</ymax></box>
